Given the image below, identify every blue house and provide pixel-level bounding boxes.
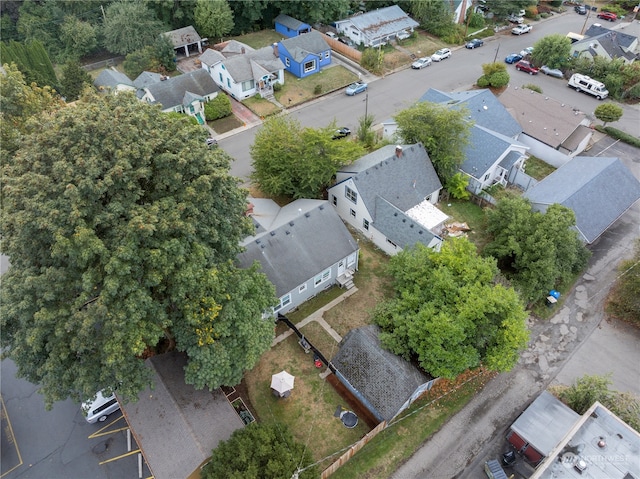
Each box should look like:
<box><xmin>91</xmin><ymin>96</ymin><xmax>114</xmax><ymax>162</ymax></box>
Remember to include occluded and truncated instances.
<box><xmin>278</xmin><ymin>31</ymin><xmax>331</xmax><ymax>78</ymax></box>
<box><xmin>274</xmin><ymin>13</ymin><xmax>311</xmax><ymax>38</ymax></box>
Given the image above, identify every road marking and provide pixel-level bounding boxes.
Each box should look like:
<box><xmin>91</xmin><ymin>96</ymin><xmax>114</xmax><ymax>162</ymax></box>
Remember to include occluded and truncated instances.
<box><xmin>88</xmin><ymin>414</ymin><xmax>127</xmax><ymax>439</ymax></box>
<box><xmin>0</xmin><ymin>394</ymin><xmax>23</xmax><ymax>477</ymax></box>
<box><xmin>98</xmin><ymin>448</ymin><xmax>141</xmax><ymax>465</ymax></box>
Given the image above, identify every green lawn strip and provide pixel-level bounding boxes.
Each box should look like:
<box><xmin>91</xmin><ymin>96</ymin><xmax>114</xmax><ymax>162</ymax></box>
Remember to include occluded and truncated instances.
<box><xmin>525</xmin><ymin>155</ymin><xmax>557</xmax><ymax>180</ymax></box>
<box><xmin>439</xmin><ymin>199</ymin><xmax>490</xmax><ymax>250</ymax></box>
<box><xmin>329</xmin><ymin>373</ymin><xmax>490</xmax><ymax>479</ymax></box>
<box><xmin>230</xmin><ymin>30</ymin><xmax>282</xmax><ymax>49</ymax></box>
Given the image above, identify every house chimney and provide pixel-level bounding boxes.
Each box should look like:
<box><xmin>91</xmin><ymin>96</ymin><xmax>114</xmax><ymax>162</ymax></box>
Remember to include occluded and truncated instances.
<box><xmin>272</xmin><ymin>43</ymin><xmax>279</xmax><ymax>57</ymax></box>
<box><xmin>395</xmin><ymin>145</ymin><xmax>403</xmax><ymax>158</ymax></box>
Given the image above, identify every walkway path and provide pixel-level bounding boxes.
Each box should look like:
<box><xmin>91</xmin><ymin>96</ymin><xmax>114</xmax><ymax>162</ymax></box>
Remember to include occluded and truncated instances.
<box><xmin>272</xmin><ymin>287</ymin><xmax>359</xmax><ymax>347</ymax></box>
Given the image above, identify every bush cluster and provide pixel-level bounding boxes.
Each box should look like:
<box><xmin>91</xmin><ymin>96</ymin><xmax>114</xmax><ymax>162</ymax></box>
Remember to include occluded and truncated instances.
<box><xmin>595</xmin><ymin>125</ymin><xmax>640</xmax><ymax>147</ymax></box>
<box><xmin>204</xmin><ymin>94</ymin><xmax>232</xmax><ymax>121</ymax></box>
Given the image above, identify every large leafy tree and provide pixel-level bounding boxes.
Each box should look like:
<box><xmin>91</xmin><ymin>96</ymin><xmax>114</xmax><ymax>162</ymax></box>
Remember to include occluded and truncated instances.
<box><xmin>102</xmin><ymin>0</ymin><xmax>166</xmax><ymax>55</ymax></box>
<box><xmin>482</xmin><ymin>0</ymin><xmax>533</xmax><ymax>18</ymax></box>
<box><xmin>594</xmin><ymin>103</ymin><xmax>624</xmax><ymax>127</ymax></box>
<box><xmin>531</xmin><ymin>34</ymin><xmax>571</xmax><ymax>69</ymax></box>
<box><xmin>606</xmin><ymin>239</ymin><xmax>640</xmax><ymax>325</ymax></box>
<box><xmin>148</xmin><ymin>0</ymin><xmax>197</xmax><ymax>30</ymax></box>
<box><xmin>250</xmin><ymin>116</ymin><xmax>366</xmax><ymax>199</ymax></box>
<box><xmin>275</xmin><ymin>0</ymin><xmax>352</xmax><ymax>25</ymax></box>
<box><xmin>59</xmin><ymin>15</ymin><xmax>98</xmax><ymax>61</ymax></box>
<box><xmin>394</xmin><ymin>102</ymin><xmax>470</xmax><ymax>183</ymax></box>
<box><xmin>201</xmin><ymin>423</ymin><xmax>318</xmax><ymax>479</ymax></box>
<box><xmin>410</xmin><ymin>0</ymin><xmax>455</xmax><ymax>37</ymax></box>
<box><xmin>1</xmin><ymin>92</ymin><xmax>277</xmax><ymax>407</ymax></box>
<box><xmin>229</xmin><ymin>0</ymin><xmax>271</xmax><ymax>34</ymax></box>
<box><xmin>484</xmin><ymin>196</ymin><xmax>590</xmax><ymax>305</ymax></box>
<box><xmin>194</xmin><ymin>0</ymin><xmax>234</xmax><ymax>41</ymax></box>
<box><xmin>374</xmin><ymin>238</ymin><xmax>529</xmax><ymax>379</ymax></box>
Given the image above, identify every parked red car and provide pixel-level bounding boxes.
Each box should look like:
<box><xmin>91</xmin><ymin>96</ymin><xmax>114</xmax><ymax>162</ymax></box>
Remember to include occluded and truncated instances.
<box><xmin>597</xmin><ymin>11</ymin><xmax>617</xmax><ymax>21</ymax></box>
<box><xmin>515</xmin><ymin>60</ymin><xmax>539</xmax><ymax>75</ymax></box>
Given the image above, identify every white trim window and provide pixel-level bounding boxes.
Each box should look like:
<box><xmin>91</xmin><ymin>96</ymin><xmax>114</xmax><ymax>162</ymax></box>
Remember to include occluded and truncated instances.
<box><xmin>303</xmin><ymin>60</ymin><xmax>316</xmax><ymax>73</ymax></box>
<box><xmin>274</xmin><ymin>293</ymin><xmax>291</xmax><ymax>312</ymax></box>
<box><xmin>314</xmin><ymin>268</ymin><xmax>331</xmax><ymax>287</ymax></box>
<box><xmin>345</xmin><ymin>186</ymin><xmax>357</xmax><ymax>204</ymax></box>
<box><xmin>299</xmin><ymin>283</ymin><xmax>307</xmax><ymax>293</ymax></box>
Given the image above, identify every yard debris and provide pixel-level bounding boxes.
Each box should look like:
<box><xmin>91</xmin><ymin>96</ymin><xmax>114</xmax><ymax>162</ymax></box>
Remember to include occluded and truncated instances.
<box><xmin>445</xmin><ymin>222</ymin><xmax>471</xmax><ymax>237</ymax></box>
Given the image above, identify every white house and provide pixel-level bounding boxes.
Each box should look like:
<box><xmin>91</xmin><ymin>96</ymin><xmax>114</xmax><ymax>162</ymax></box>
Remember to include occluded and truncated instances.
<box><xmin>334</xmin><ymin>5</ymin><xmax>419</xmax><ymax>47</ymax></box>
<box><xmin>200</xmin><ymin>41</ymin><xmax>285</xmax><ymax>100</ymax></box>
<box><xmin>328</xmin><ymin>143</ymin><xmax>445</xmax><ymax>256</ymax></box>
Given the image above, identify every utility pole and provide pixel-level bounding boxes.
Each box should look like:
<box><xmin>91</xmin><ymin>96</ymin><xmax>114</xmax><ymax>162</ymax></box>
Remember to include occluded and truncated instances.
<box><xmin>363</xmin><ymin>93</ymin><xmax>368</xmax><ymax>119</ymax></box>
<box><xmin>493</xmin><ymin>43</ymin><xmax>500</xmax><ymax>63</ymax></box>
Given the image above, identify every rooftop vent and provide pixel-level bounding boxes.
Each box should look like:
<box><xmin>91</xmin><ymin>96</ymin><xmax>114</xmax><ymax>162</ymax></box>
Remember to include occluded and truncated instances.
<box><xmin>289</xmin><ymin>221</ymin><xmax>294</xmax><ymax>226</ymax></box>
<box><xmin>574</xmin><ymin>458</ymin><xmax>588</xmax><ymax>474</ymax></box>
<box><xmin>395</xmin><ymin>145</ymin><xmax>403</xmax><ymax>158</ymax></box>
<box><xmin>305</xmin><ymin>212</ymin><xmax>310</xmax><ymax>218</ymax></box>
<box><xmin>270</xmin><ymin>231</ymin><xmax>276</xmax><ymax>236</ymax></box>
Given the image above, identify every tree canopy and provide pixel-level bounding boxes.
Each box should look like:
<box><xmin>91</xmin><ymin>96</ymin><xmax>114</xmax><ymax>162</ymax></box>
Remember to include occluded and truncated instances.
<box><xmin>250</xmin><ymin>116</ymin><xmax>366</xmax><ymax>199</ymax></box>
<box><xmin>606</xmin><ymin>239</ymin><xmax>640</xmax><ymax>325</ymax></box>
<box><xmin>194</xmin><ymin>0</ymin><xmax>235</xmax><ymax>41</ymax></box>
<box><xmin>201</xmin><ymin>423</ymin><xmax>318</xmax><ymax>479</ymax></box>
<box><xmin>60</xmin><ymin>60</ymin><xmax>92</xmax><ymax>101</ymax></box>
<box><xmin>531</xmin><ymin>34</ymin><xmax>571</xmax><ymax>69</ymax></box>
<box><xmin>394</xmin><ymin>102</ymin><xmax>470</xmax><ymax>183</ymax></box>
<box><xmin>594</xmin><ymin>103</ymin><xmax>624</xmax><ymax>127</ymax></box>
<box><xmin>373</xmin><ymin>238</ymin><xmax>529</xmax><ymax>379</ymax></box>
<box><xmin>1</xmin><ymin>92</ymin><xmax>277</xmax><ymax>407</ymax></box>
<box><xmin>102</xmin><ymin>0</ymin><xmax>166</xmax><ymax>55</ymax></box>
<box><xmin>483</xmin><ymin>196</ymin><xmax>590</xmax><ymax>304</ymax></box>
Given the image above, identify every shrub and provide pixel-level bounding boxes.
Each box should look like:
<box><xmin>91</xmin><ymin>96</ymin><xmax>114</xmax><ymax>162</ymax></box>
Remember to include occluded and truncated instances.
<box><xmin>477</xmin><ymin>75</ymin><xmax>490</xmax><ymax>87</ymax></box>
<box><xmin>489</xmin><ymin>71</ymin><xmax>510</xmax><ymax>88</ymax></box>
<box><xmin>602</xmin><ymin>126</ymin><xmax>640</xmax><ymax>147</ymax></box>
<box><xmin>523</xmin><ymin>83</ymin><xmax>542</xmax><ymax>93</ymax></box>
<box><xmin>361</xmin><ymin>47</ymin><xmax>383</xmax><ymax>74</ymax></box>
<box><xmin>204</xmin><ymin>94</ymin><xmax>232</xmax><ymax>121</ymax></box>
<box><xmin>314</xmin><ymin>84</ymin><xmax>322</xmax><ymax>94</ymax></box>
<box><xmin>272</xmin><ymin>82</ymin><xmax>282</xmax><ymax>92</ymax></box>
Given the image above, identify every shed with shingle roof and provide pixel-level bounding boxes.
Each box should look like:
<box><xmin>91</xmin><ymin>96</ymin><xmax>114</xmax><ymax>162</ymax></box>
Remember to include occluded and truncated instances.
<box><xmin>274</xmin><ymin>13</ymin><xmax>311</xmax><ymax>38</ymax></box>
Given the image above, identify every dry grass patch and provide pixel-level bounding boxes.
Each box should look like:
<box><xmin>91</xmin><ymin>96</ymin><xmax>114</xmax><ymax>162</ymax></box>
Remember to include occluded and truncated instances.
<box><xmin>242</xmin><ymin>96</ymin><xmax>281</xmax><ymax>117</ymax></box>
<box><xmin>275</xmin><ymin>67</ymin><xmax>358</xmax><ymax>106</ymax></box>
<box><xmin>245</xmin><ymin>325</ymin><xmax>371</xmax><ymax>465</ymax></box>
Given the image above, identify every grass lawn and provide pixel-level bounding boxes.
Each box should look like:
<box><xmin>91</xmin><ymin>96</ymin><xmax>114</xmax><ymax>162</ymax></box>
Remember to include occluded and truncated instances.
<box><xmin>242</xmin><ymin>96</ymin><xmax>281</xmax><ymax>118</ymax></box>
<box><xmin>275</xmin><ymin>67</ymin><xmax>358</xmax><ymax>106</ymax></box>
<box><xmin>525</xmin><ymin>155</ymin><xmax>557</xmax><ymax>180</ymax></box>
<box><xmin>230</xmin><ymin>30</ymin><xmax>282</xmax><ymax>49</ymax></box>
<box><xmin>439</xmin><ymin>199</ymin><xmax>490</xmax><ymax>250</ymax></box>
<box><xmin>207</xmin><ymin>114</ymin><xmax>244</xmax><ymax>133</ymax></box>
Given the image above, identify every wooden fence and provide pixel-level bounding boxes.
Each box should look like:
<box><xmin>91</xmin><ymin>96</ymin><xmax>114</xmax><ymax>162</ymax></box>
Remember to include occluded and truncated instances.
<box><xmin>321</xmin><ymin>420</ymin><xmax>387</xmax><ymax>478</ymax></box>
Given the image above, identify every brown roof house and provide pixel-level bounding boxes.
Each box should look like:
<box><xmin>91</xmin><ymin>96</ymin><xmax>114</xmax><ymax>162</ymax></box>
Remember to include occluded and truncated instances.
<box><xmin>121</xmin><ymin>352</ymin><xmax>244</xmax><ymax>479</ymax></box>
<box><xmin>499</xmin><ymin>85</ymin><xmax>594</xmax><ymax>168</ymax></box>
<box><xmin>163</xmin><ymin>25</ymin><xmax>206</xmax><ymax>57</ymax></box>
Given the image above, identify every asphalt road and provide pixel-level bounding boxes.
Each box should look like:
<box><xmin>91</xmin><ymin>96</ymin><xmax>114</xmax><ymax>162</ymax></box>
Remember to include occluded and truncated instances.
<box><xmin>223</xmin><ymin>11</ymin><xmax>640</xmax><ymax>183</ymax></box>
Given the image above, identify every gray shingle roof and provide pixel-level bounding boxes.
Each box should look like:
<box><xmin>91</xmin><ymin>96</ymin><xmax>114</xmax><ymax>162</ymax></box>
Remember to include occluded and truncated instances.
<box><xmin>274</xmin><ymin>13</ymin><xmax>309</xmax><ymax>31</ymax></box>
<box><xmin>222</xmin><ymin>45</ymin><xmax>284</xmax><ymax>83</ymax></box>
<box><xmin>121</xmin><ymin>351</ymin><xmax>243</xmax><ymax>479</ymax></box>
<box><xmin>280</xmin><ymin>31</ymin><xmax>329</xmax><ymax>62</ymax></box>
<box><xmin>372</xmin><ymin>197</ymin><xmax>439</xmax><ymax>249</ymax></box>
<box><xmin>331</xmin><ymin>325</ymin><xmax>430</xmax><ymax>421</ymax></box>
<box><xmin>524</xmin><ymin>156</ymin><xmax>640</xmax><ymax>243</ymax></box>
<box><xmin>341</xmin><ymin>143</ymin><xmax>442</xmax><ymax>215</ymax></box>
<box><xmin>584</xmin><ymin>24</ymin><xmax>637</xmax><ymax>49</ymax></box>
<box><xmin>460</xmin><ymin>125</ymin><xmax>521</xmax><ymax>178</ymax></box>
<box><xmin>133</xmin><ymin>71</ymin><xmax>163</xmax><ymax>89</ymax></box>
<box><xmin>237</xmin><ymin>200</ymin><xmax>358</xmax><ymax>296</ymax></box>
<box><xmin>419</xmin><ymin>89</ymin><xmax>522</xmax><ymax>138</ymax></box>
<box><xmin>144</xmin><ymin>69</ymin><xmax>219</xmax><ymax>110</ymax></box>
<box><xmin>510</xmin><ymin>391</ymin><xmax>580</xmax><ymax>456</ymax></box>
<box><xmin>199</xmin><ymin>48</ymin><xmax>225</xmax><ymax>66</ymax></box>
<box><xmin>163</xmin><ymin>26</ymin><xmax>202</xmax><ymax>48</ymax></box>
<box><xmin>94</xmin><ymin>69</ymin><xmax>134</xmax><ymax>89</ymax></box>
<box><xmin>343</xmin><ymin>5</ymin><xmax>418</xmax><ymax>40</ymax></box>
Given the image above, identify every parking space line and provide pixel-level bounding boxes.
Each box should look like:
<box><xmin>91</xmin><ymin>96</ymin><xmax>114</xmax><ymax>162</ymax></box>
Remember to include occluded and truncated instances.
<box><xmin>0</xmin><ymin>394</ymin><xmax>23</xmax><ymax>478</ymax></box>
<box><xmin>88</xmin><ymin>414</ymin><xmax>127</xmax><ymax>439</ymax></box>
<box><xmin>98</xmin><ymin>449</ymin><xmax>141</xmax><ymax>465</ymax></box>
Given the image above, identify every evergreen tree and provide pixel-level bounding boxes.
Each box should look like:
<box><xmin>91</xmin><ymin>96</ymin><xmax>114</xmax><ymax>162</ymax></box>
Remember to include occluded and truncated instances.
<box><xmin>60</xmin><ymin>61</ymin><xmax>92</xmax><ymax>101</ymax></box>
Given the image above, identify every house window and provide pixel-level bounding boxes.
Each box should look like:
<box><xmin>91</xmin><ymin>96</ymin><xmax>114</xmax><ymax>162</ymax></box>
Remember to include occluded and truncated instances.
<box><xmin>303</xmin><ymin>60</ymin><xmax>315</xmax><ymax>73</ymax></box>
<box><xmin>345</xmin><ymin>186</ymin><xmax>357</xmax><ymax>204</ymax></box>
<box><xmin>219</xmin><ymin>73</ymin><xmax>223</xmax><ymax>83</ymax></box>
<box><xmin>227</xmin><ymin>78</ymin><xmax>231</xmax><ymax>88</ymax></box>
<box><xmin>285</xmin><ymin>58</ymin><xmax>290</xmax><ymax>67</ymax></box>
<box><xmin>386</xmin><ymin>238</ymin><xmax>397</xmax><ymax>248</ymax></box>
<box><xmin>484</xmin><ymin>173</ymin><xmax>490</xmax><ymax>181</ymax></box>
<box><xmin>363</xmin><ymin>218</ymin><xmax>369</xmax><ymax>230</ymax></box>
<box><xmin>350</xmin><ymin>209</ymin><xmax>356</xmax><ymax>218</ymax></box>
<box><xmin>332</xmin><ymin>195</ymin><xmax>337</xmax><ymax>207</ymax></box>
<box><xmin>314</xmin><ymin>268</ymin><xmax>331</xmax><ymax>287</ymax></box>
<box><xmin>299</xmin><ymin>284</ymin><xmax>307</xmax><ymax>293</ymax></box>
<box><xmin>241</xmin><ymin>80</ymin><xmax>254</xmax><ymax>92</ymax></box>
<box><xmin>325</xmin><ymin>51</ymin><xmax>330</xmax><ymax>59</ymax></box>
<box><xmin>273</xmin><ymin>293</ymin><xmax>291</xmax><ymax>312</ymax></box>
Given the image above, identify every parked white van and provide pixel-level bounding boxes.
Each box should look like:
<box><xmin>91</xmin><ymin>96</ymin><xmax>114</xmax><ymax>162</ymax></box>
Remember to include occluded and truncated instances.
<box><xmin>568</xmin><ymin>73</ymin><xmax>609</xmax><ymax>100</ymax></box>
<box><xmin>82</xmin><ymin>390</ymin><xmax>120</xmax><ymax>423</ymax></box>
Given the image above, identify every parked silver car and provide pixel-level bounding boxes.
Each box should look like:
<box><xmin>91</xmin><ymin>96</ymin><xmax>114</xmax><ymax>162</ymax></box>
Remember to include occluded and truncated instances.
<box><xmin>540</xmin><ymin>65</ymin><xmax>564</xmax><ymax>78</ymax></box>
<box><xmin>411</xmin><ymin>57</ymin><xmax>432</xmax><ymax>69</ymax></box>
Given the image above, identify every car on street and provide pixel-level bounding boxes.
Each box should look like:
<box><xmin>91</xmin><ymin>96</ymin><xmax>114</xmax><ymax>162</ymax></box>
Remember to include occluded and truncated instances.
<box><xmin>575</xmin><ymin>5</ymin><xmax>587</xmax><ymax>14</ymax></box>
<box><xmin>332</xmin><ymin>127</ymin><xmax>351</xmax><ymax>139</ymax></box>
<box><xmin>82</xmin><ymin>390</ymin><xmax>120</xmax><ymax>424</ymax></box>
<box><xmin>515</xmin><ymin>60</ymin><xmax>539</xmax><ymax>75</ymax></box>
<box><xmin>431</xmin><ymin>48</ymin><xmax>452</xmax><ymax>61</ymax></box>
<box><xmin>505</xmin><ymin>53</ymin><xmax>523</xmax><ymax>64</ymax></box>
<box><xmin>597</xmin><ymin>11</ymin><xmax>617</xmax><ymax>21</ymax></box>
<box><xmin>519</xmin><ymin>46</ymin><xmax>534</xmax><ymax>57</ymax></box>
<box><xmin>345</xmin><ymin>81</ymin><xmax>368</xmax><ymax>96</ymax></box>
<box><xmin>411</xmin><ymin>57</ymin><xmax>432</xmax><ymax>69</ymax></box>
<box><xmin>540</xmin><ymin>65</ymin><xmax>564</xmax><ymax>78</ymax></box>
<box><xmin>465</xmin><ymin>38</ymin><xmax>484</xmax><ymax>49</ymax></box>
<box><xmin>512</xmin><ymin>24</ymin><xmax>532</xmax><ymax>35</ymax></box>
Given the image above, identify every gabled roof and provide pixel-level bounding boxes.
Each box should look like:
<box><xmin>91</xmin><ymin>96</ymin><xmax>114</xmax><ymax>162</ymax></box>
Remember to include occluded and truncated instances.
<box><xmin>584</xmin><ymin>24</ymin><xmax>637</xmax><ymax>49</ymax></box>
<box><xmin>372</xmin><ymin>198</ymin><xmax>441</xmax><ymax>249</ymax></box>
<box><xmin>94</xmin><ymin>69</ymin><xmax>134</xmax><ymax>89</ymax></box>
<box><xmin>420</xmin><ymin>88</ymin><xmax>522</xmax><ymax>138</ymax></box>
<box><xmin>331</xmin><ymin>325</ymin><xmax>430</xmax><ymax>421</ymax></box>
<box><xmin>338</xmin><ymin>5</ymin><xmax>418</xmax><ymax>40</ymax></box>
<box><xmin>339</xmin><ymin>143</ymin><xmax>442</xmax><ymax>214</ymax></box>
<box><xmin>220</xmin><ymin>40</ymin><xmax>255</xmax><ymax>56</ymax></box>
<box><xmin>144</xmin><ymin>69</ymin><xmax>219</xmax><ymax>110</ymax></box>
<box><xmin>199</xmin><ymin>48</ymin><xmax>225</xmax><ymax>66</ymax></box>
<box><xmin>279</xmin><ymin>31</ymin><xmax>329</xmax><ymax>62</ymax></box>
<box><xmin>461</xmin><ymin>125</ymin><xmax>525</xmax><ymax>178</ymax></box>
<box><xmin>237</xmin><ymin>199</ymin><xmax>358</xmax><ymax>296</ymax></box>
<box><xmin>573</xmin><ymin>34</ymin><xmax>637</xmax><ymax>62</ymax></box>
<box><xmin>221</xmin><ymin>46</ymin><xmax>284</xmax><ymax>83</ymax></box>
<box><xmin>122</xmin><ymin>351</ymin><xmax>243</xmax><ymax>479</ymax></box>
<box><xmin>510</xmin><ymin>391</ymin><xmax>580</xmax><ymax>457</ymax></box>
<box><xmin>524</xmin><ymin>156</ymin><xmax>640</xmax><ymax>243</ymax></box>
<box><xmin>163</xmin><ymin>25</ymin><xmax>202</xmax><ymax>48</ymax></box>
<box><xmin>274</xmin><ymin>13</ymin><xmax>310</xmax><ymax>31</ymax></box>
<box><xmin>499</xmin><ymin>86</ymin><xmax>589</xmax><ymax>149</ymax></box>
<box><xmin>133</xmin><ymin>71</ymin><xmax>163</xmax><ymax>90</ymax></box>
